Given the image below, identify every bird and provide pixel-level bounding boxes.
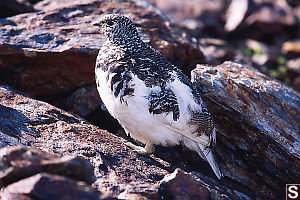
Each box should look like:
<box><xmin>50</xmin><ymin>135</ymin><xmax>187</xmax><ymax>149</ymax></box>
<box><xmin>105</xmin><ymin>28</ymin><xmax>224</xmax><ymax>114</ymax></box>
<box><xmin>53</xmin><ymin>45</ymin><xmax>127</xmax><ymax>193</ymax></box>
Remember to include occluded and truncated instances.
<box><xmin>92</xmin><ymin>14</ymin><xmax>222</xmax><ymax>179</ymax></box>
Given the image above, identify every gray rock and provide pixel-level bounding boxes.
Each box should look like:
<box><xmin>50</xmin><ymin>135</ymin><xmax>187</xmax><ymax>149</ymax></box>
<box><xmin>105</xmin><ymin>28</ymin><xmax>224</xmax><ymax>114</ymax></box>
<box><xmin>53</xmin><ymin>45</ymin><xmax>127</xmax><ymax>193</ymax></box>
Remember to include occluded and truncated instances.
<box><xmin>0</xmin><ymin>173</ymin><xmax>103</xmax><ymax>200</ymax></box>
<box><xmin>159</xmin><ymin>168</ymin><xmax>230</xmax><ymax>200</ymax></box>
<box><xmin>192</xmin><ymin>61</ymin><xmax>300</xmax><ymax>199</ymax></box>
<box><xmin>0</xmin><ymin>146</ymin><xmax>95</xmax><ymax>186</ymax></box>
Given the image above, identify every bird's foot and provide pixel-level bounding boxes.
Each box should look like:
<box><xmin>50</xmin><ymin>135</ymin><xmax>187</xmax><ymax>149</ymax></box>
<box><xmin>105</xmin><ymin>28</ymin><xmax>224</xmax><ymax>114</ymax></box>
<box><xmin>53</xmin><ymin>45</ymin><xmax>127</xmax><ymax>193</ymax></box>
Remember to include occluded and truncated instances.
<box><xmin>125</xmin><ymin>142</ymin><xmax>154</xmax><ymax>155</ymax></box>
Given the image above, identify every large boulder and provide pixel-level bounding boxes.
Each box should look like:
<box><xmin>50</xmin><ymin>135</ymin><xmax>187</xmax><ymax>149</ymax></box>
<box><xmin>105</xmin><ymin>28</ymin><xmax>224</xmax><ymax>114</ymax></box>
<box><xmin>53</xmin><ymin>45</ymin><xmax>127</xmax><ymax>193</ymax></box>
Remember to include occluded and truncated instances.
<box><xmin>192</xmin><ymin>61</ymin><xmax>300</xmax><ymax>199</ymax></box>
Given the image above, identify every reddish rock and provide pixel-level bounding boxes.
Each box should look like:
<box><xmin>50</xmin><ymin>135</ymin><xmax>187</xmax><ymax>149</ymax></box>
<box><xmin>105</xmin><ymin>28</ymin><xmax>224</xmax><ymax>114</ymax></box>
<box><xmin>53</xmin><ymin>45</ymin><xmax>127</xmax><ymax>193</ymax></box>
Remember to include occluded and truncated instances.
<box><xmin>0</xmin><ymin>0</ymin><xmax>34</xmax><ymax>18</ymax></box>
<box><xmin>282</xmin><ymin>40</ymin><xmax>300</xmax><ymax>56</ymax></box>
<box><xmin>65</xmin><ymin>84</ymin><xmax>101</xmax><ymax>117</ymax></box>
<box><xmin>0</xmin><ymin>173</ymin><xmax>103</xmax><ymax>200</ymax></box>
<box><xmin>0</xmin><ymin>0</ymin><xmax>204</xmax><ymax>98</ymax></box>
<box><xmin>148</xmin><ymin>0</ymin><xmax>225</xmax><ymax>38</ymax></box>
<box><xmin>159</xmin><ymin>168</ymin><xmax>227</xmax><ymax>200</ymax></box>
<box><xmin>0</xmin><ymin>146</ymin><xmax>94</xmax><ymax>186</ymax></box>
<box><xmin>149</xmin><ymin>0</ymin><xmax>299</xmax><ymax>41</ymax></box>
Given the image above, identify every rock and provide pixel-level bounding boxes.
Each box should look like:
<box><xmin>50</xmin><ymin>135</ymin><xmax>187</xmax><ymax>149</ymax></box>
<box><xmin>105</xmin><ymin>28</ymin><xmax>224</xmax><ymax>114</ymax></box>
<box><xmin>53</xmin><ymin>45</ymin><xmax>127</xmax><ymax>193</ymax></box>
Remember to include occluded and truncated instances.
<box><xmin>282</xmin><ymin>40</ymin><xmax>300</xmax><ymax>56</ymax></box>
<box><xmin>192</xmin><ymin>61</ymin><xmax>300</xmax><ymax>200</ymax></box>
<box><xmin>286</xmin><ymin>58</ymin><xmax>300</xmax><ymax>92</ymax></box>
<box><xmin>0</xmin><ymin>146</ymin><xmax>94</xmax><ymax>186</ymax></box>
<box><xmin>224</xmin><ymin>0</ymin><xmax>248</xmax><ymax>32</ymax></box>
<box><xmin>0</xmin><ymin>173</ymin><xmax>103</xmax><ymax>200</ymax></box>
<box><xmin>150</xmin><ymin>0</ymin><xmax>299</xmax><ymax>42</ymax></box>
<box><xmin>294</xmin><ymin>4</ymin><xmax>300</xmax><ymax>21</ymax></box>
<box><xmin>286</xmin><ymin>58</ymin><xmax>300</xmax><ymax>74</ymax></box>
<box><xmin>198</xmin><ymin>38</ymin><xmax>235</xmax><ymax>65</ymax></box>
<box><xmin>0</xmin><ymin>0</ymin><xmax>204</xmax><ymax>98</ymax></box>
<box><xmin>64</xmin><ymin>84</ymin><xmax>101</xmax><ymax>117</ymax></box>
<box><xmin>0</xmin><ymin>193</ymin><xmax>33</xmax><ymax>200</ymax></box>
<box><xmin>0</xmin><ymin>0</ymin><xmax>34</xmax><ymax>18</ymax></box>
<box><xmin>147</xmin><ymin>0</ymin><xmax>225</xmax><ymax>38</ymax></box>
<box><xmin>232</xmin><ymin>0</ymin><xmax>298</xmax><ymax>41</ymax></box>
<box><xmin>159</xmin><ymin>168</ymin><xmax>228</xmax><ymax>200</ymax></box>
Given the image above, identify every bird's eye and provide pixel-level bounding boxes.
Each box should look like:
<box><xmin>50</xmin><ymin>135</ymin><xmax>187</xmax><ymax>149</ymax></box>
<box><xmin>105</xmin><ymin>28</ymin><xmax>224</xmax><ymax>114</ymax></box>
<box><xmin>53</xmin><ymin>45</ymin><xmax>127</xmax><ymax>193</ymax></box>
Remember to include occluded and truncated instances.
<box><xmin>107</xmin><ymin>21</ymin><xmax>114</xmax><ymax>26</ymax></box>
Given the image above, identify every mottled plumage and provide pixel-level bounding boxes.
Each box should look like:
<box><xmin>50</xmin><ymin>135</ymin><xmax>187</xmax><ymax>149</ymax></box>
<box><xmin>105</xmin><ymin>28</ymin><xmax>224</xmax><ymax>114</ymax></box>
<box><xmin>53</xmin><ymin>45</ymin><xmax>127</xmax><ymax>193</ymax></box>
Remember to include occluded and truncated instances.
<box><xmin>93</xmin><ymin>14</ymin><xmax>222</xmax><ymax>179</ymax></box>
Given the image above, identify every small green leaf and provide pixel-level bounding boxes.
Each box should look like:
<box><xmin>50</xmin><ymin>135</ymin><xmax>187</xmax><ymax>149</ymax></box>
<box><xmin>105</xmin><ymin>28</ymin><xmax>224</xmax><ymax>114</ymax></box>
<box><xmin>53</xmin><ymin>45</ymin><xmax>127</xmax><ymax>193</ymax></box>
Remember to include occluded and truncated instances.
<box><xmin>278</xmin><ymin>66</ymin><xmax>287</xmax><ymax>75</ymax></box>
<box><xmin>277</xmin><ymin>56</ymin><xmax>286</xmax><ymax>65</ymax></box>
<box><xmin>270</xmin><ymin>69</ymin><xmax>279</xmax><ymax>78</ymax></box>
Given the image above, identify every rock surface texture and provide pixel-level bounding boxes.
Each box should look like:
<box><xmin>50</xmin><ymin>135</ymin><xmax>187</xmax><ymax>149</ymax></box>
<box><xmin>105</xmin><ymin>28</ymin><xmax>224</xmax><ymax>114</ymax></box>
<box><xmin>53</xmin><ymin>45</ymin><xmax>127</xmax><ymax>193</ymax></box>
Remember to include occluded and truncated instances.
<box><xmin>192</xmin><ymin>61</ymin><xmax>300</xmax><ymax>199</ymax></box>
<box><xmin>0</xmin><ymin>146</ymin><xmax>94</xmax><ymax>186</ymax></box>
<box><xmin>1</xmin><ymin>173</ymin><xmax>102</xmax><ymax>200</ymax></box>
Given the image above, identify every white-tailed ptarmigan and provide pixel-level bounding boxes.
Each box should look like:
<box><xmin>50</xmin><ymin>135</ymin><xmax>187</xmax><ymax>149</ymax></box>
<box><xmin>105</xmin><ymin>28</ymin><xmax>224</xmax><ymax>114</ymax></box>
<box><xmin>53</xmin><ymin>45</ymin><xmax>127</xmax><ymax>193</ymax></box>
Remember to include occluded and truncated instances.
<box><xmin>92</xmin><ymin>14</ymin><xmax>222</xmax><ymax>179</ymax></box>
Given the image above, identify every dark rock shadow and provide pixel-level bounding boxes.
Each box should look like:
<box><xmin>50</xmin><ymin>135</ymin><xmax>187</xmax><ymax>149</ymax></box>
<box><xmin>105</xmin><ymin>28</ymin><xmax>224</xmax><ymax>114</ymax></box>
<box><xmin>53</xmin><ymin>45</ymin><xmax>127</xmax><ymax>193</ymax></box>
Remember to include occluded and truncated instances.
<box><xmin>0</xmin><ymin>105</ymin><xmax>39</xmax><ymax>147</ymax></box>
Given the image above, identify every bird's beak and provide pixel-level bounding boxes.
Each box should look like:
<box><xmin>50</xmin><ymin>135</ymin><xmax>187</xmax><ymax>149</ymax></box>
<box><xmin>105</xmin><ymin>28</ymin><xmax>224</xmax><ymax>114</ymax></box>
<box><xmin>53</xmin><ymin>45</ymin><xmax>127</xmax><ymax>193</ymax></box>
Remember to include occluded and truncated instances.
<box><xmin>91</xmin><ymin>20</ymin><xmax>102</xmax><ymax>27</ymax></box>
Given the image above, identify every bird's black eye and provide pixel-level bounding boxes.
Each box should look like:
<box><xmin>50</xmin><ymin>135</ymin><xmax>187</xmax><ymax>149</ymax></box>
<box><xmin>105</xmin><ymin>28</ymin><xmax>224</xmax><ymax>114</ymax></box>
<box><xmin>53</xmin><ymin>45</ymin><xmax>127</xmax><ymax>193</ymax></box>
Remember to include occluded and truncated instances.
<box><xmin>107</xmin><ymin>21</ymin><xmax>114</xmax><ymax>26</ymax></box>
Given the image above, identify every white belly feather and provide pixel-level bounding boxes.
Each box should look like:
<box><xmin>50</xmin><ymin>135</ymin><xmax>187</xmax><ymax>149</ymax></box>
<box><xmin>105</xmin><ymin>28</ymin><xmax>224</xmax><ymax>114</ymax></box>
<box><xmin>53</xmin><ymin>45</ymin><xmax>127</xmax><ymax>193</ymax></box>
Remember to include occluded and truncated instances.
<box><xmin>95</xmin><ymin>68</ymin><xmax>200</xmax><ymax>146</ymax></box>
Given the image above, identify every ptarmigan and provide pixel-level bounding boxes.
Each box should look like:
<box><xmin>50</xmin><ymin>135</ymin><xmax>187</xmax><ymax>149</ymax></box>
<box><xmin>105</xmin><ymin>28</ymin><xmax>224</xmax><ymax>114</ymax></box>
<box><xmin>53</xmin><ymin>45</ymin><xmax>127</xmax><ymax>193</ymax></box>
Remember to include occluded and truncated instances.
<box><xmin>92</xmin><ymin>14</ymin><xmax>222</xmax><ymax>179</ymax></box>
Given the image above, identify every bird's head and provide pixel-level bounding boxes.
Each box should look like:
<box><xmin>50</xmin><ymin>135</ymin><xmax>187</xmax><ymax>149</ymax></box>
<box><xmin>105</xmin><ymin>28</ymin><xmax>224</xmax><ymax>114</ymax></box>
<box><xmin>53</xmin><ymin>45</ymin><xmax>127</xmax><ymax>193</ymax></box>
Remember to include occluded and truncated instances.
<box><xmin>92</xmin><ymin>14</ymin><xmax>139</xmax><ymax>42</ymax></box>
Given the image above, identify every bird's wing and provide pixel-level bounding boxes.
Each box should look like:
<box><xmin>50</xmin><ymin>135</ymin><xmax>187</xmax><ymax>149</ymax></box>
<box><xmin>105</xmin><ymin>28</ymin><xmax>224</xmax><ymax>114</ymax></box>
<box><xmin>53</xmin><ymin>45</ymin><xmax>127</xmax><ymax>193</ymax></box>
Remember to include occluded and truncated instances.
<box><xmin>164</xmin><ymin>77</ymin><xmax>216</xmax><ymax>147</ymax></box>
<box><xmin>145</xmin><ymin>80</ymin><xmax>216</xmax><ymax>147</ymax></box>
<box><xmin>165</xmin><ymin>117</ymin><xmax>216</xmax><ymax>147</ymax></box>
<box><xmin>127</xmin><ymin>53</ymin><xmax>216</xmax><ymax>147</ymax></box>
<box><xmin>146</xmin><ymin>87</ymin><xmax>180</xmax><ymax>121</ymax></box>
<box><xmin>128</xmin><ymin>53</ymin><xmax>174</xmax><ymax>88</ymax></box>
<box><xmin>189</xmin><ymin>106</ymin><xmax>216</xmax><ymax>145</ymax></box>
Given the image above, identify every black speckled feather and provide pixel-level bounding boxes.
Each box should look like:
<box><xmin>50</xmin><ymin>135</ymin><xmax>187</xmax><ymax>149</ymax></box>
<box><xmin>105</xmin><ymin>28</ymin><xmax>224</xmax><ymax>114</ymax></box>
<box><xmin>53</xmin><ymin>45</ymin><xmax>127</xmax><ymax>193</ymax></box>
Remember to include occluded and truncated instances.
<box><xmin>93</xmin><ymin>14</ymin><xmax>222</xmax><ymax>179</ymax></box>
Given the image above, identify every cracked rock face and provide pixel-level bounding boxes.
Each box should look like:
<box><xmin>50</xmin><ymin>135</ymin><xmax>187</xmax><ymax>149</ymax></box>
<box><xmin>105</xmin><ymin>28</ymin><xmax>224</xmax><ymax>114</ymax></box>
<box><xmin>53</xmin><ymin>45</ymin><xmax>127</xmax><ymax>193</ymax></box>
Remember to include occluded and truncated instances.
<box><xmin>192</xmin><ymin>61</ymin><xmax>300</xmax><ymax>199</ymax></box>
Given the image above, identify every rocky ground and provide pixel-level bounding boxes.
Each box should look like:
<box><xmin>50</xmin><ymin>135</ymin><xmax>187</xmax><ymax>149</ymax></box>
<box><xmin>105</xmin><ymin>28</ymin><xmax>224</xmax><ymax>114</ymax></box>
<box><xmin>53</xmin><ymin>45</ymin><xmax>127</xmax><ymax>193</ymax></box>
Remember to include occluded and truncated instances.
<box><xmin>0</xmin><ymin>0</ymin><xmax>299</xmax><ymax>199</ymax></box>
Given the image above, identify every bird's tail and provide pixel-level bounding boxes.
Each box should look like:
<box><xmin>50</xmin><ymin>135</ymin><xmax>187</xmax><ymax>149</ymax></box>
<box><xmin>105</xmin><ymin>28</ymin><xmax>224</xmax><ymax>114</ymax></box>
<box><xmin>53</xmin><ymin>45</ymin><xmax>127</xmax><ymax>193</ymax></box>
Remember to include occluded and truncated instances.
<box><xmin>196</xmin><ymin>144</ymin><xmax>223</xmax><ymax>179</ymax></box>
